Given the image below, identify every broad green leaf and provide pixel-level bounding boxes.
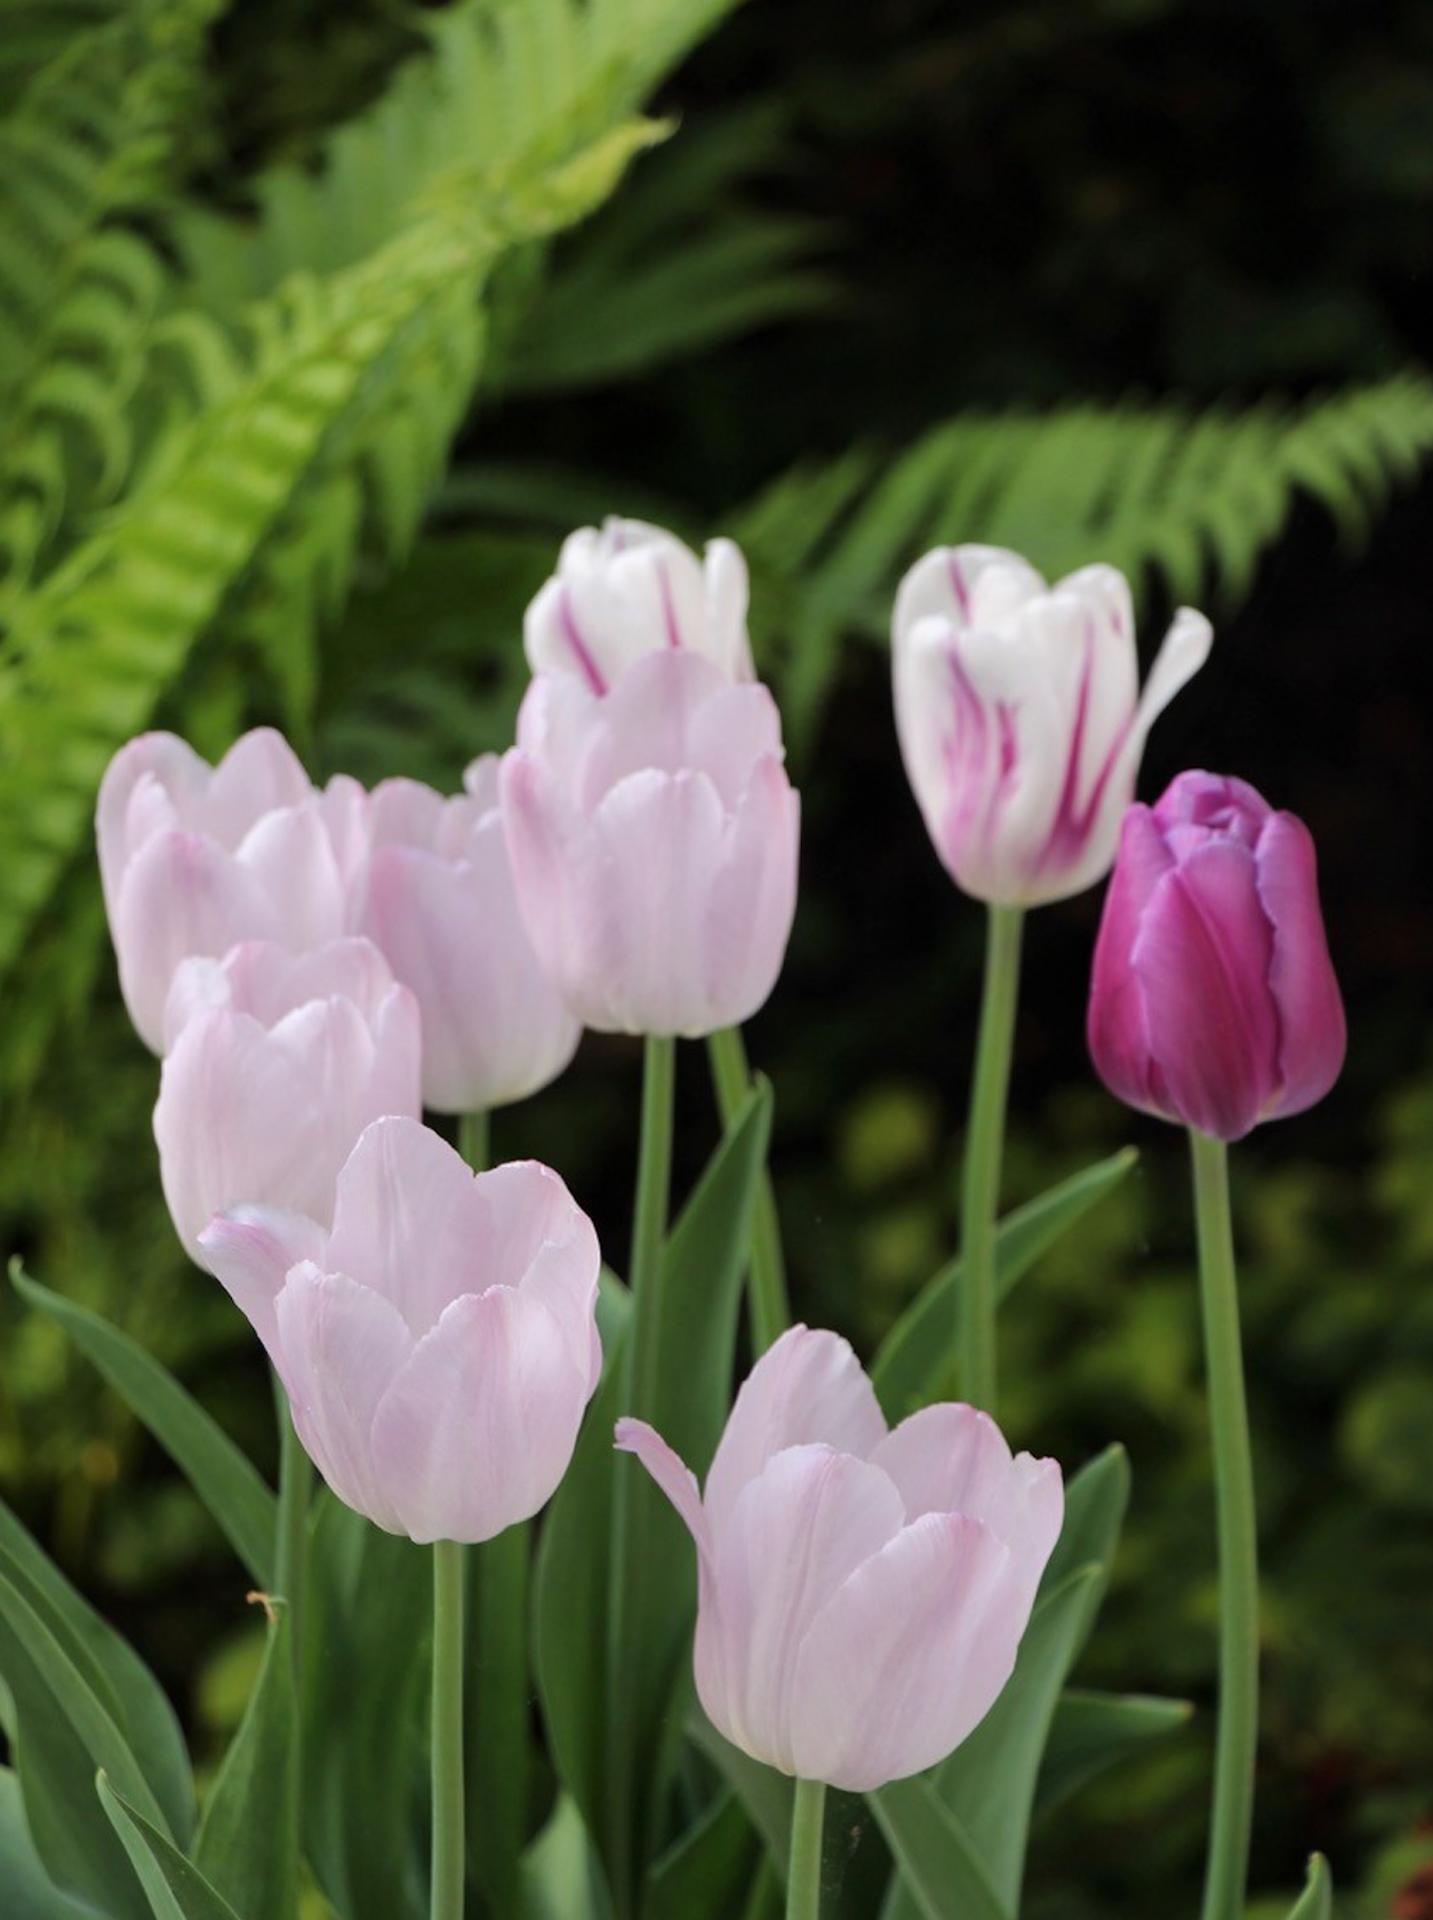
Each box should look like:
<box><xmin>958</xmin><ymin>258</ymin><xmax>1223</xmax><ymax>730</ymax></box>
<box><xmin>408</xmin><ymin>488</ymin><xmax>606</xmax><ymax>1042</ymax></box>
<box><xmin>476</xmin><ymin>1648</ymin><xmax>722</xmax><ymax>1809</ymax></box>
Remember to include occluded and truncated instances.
<box><xmin>1034</xmin><ymin>1690</ymin><xmax>1193</xmax><ymax>1822</ymax></box>
<box><xmin>870</xmin><ymin>1777</ymin><xmax>1009</xmax><ymax>1920</ymax></box>
<box><xmin>522</xmin><ymin>1794</ymin><xmax>612</xmax><ymax>1920</ymax></box>
<box><xmin>97</xmin><ymin>1775</ymin><xmax>244</xmax><ymax>1920</ymax></box>
<box><xmin>469</xmin><ymin>1520</ymin><xmax>533</xmax><ymax>1920</ymax></box>
<box><xmin>872</xmin><ymin>1150</ymin><xmax>1137</xmax><ymax>1418</ymax></box>
<box><xmin>0</xmin><ymin>1565</ymin><xmax>165</xmax><ymax>1920</ymax></box>
<box><xmin>1287</xmin><ymin>1854</ymin><xmax>1333</xmax><ymax>1919</ymax></box>
<box><xmin>0</xmin><ymin>1767</ymin><xmax>98</xmax><ymax>1919</ymax></box>
<box><xmin>1042</xmin><ymin>1445</ymin><xmax>1130</xmax><ymax>1657</ymax></box>
<box><xmin>302</xmin><ymin>1497</ymin><xmax>427</xmax><ymax>1920</ymax></box>
<box><xmin>11</xmin><ymin>1265</ymin><xmax>274</xmax><ymax>1585</ymax></box>
<box><xmin>0</xmin><ymin>1498</ymin><xmax>193</xmax><ymax>1845</ymax></box>
<box><xmin>194</xmin><ymin>1607</ymin><xmax>297</xmax><ymax>1920</ymax></box>
<box><xmin>687</xmin><ymin>1716</ymin><xmax>793</xmax><ymax>1875</ymax></box>
<box><xmin>647</xmin><ymin>1791</ymin><xmax>758</xmax><ymax>1920</ymax></box>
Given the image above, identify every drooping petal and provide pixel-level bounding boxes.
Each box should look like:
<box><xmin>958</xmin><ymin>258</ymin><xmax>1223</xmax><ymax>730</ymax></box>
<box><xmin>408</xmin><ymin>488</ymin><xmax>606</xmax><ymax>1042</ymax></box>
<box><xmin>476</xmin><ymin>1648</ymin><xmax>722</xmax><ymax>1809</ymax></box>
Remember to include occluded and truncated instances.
<box><xmin>614</xmin><ymin>1418</ymin><xmax>710</xmax><ymax>1552</ymax></box>
<box><xmin>1254</xmin><ymin>811</ymin><xmax>1347</xmax><ymax>1118</ymax></box>
<box><xmin>1133</xmin><ymin>608</ymin><xmax>1214</xmax><ymax>738</ymax></box>
<box><xmin>199</xmin><ymin>1205</ymin><xmax>327</xmax><ymax>1361</ymax></box>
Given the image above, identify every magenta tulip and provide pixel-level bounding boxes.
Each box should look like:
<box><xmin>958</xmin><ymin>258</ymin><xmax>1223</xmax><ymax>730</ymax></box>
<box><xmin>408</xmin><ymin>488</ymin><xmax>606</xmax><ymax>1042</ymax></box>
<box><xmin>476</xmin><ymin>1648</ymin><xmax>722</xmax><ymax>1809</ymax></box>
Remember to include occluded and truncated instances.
<box><xmin>97</xmin><ymin>728</ymin><xmax>367</xmax><ymax>1051</ymax></box>
<box><xmin>501</xmin><ymin>650</ymin><xmax>800</xmax><ymax>1037</ymax></box>
<box><xmin>891</xmin><ymin>546</ymin><xmax>1213</xmax><ymax>905</ymax></box>
<box><xmin>201</xmin><ymin>1116</ymin><xmax>602</xmax><ymax>1543</ymax></box>
<box><xmin>1088</xmin><ymin>770</ymin><xmax>1346</xmax><ymax>1141</ymax></box>
<box><xmin>525</xmin><ymin>516</ymin><xmax>753</xmax><ymax>693</ymax></box>
<box><xmin>155</xmin><ymin>939</ymin><xmax>421</xmax><ymax>1262</ymax></box>
<box><xmin>358</xmin><ymin>757</ymin><xmax>581</xmax><ymax>1113</ymax></box>
<box><xmin>616</xmin><ymin>1325</ymin><xmax>1062</xmax><ymax>1792</ymax></box>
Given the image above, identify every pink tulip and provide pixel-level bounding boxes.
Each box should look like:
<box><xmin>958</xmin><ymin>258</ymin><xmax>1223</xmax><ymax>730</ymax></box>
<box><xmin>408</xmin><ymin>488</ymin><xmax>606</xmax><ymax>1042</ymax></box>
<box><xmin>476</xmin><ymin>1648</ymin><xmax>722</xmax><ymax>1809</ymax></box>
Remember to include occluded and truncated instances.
<box><xmin>501</xmin><ymin>650</ymin><xmax>800</xmax><ymax>1037</ymax></box>
<box><xmin>525</xmin><ymin>517</ymin><xmax>754</xmax><ymax>694</ymax></box>
<box><xmin>155</xmin><ymin>939</ymin><xmax>421</xmax><ymax>1262</ymax></box>
<box><xmin>97</xmin><ymin>729</ymin><xmax>367</xmax><ymax>1051</ymax></box>
<box><xmin>891</xmin><ymin>545</ymin><xmax>1213</xmax><ymax>905</ymax></box>
<box><xmin>1088</xmin><ymin>770</ymin><xmax>1346</xmax><ymax>1141</ymax></box>
<box><xmin>357</xmin><ymin>757</ymin><xmax>581</xmax><ymax>1113</ymax></box>
<box><xmin>616</xmin><ymin>1325</ymin><xmax>1062</xmax><ymax>1792</ymax></box>
<box><xmin>201</xmin><ymin>1116</ymin><xmax>602</xmax><ymax>1543</ymax></box>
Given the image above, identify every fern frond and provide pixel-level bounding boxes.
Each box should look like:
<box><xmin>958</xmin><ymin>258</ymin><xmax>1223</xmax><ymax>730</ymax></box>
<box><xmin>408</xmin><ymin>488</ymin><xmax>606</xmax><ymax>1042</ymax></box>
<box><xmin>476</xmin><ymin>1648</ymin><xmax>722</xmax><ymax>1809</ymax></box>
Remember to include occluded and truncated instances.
<box><xmin>731</xmin><ymin>376</ymin><xmax>1433</xmax><ymax>757</ymax></box>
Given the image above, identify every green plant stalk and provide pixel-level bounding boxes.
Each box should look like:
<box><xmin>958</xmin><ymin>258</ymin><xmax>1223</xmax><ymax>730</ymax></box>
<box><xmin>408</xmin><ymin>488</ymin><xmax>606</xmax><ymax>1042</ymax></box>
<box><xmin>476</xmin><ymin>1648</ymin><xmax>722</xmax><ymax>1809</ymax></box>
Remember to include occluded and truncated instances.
<box><xmin>958</xmin><ymin>903</ymin><xmax>1024</xmax><ymax>1413</ymax></box>
<box><xmin>708</xmin><ymin>1025</ymin><xmax>789</xmax><ymax>1352</ymax></box>
<box><xmin>432</xmin><ymin>1538</ymin><xmax>467</xmax><ymax>1920</ymax></box>
<box><xmin>786</xmin><ymin>1779</ymin><xmax>827</xmax><ymax>1920</ymax></box>
<box><xmin>607</xmin><ymin>1033</ymin><xmax>677</xmax><ymax>1915</ymax></box>
<box><xmin>1189</xmin><ymin>1129</ymin><xmax>1260</xmax><ymax>1920</ymax></box>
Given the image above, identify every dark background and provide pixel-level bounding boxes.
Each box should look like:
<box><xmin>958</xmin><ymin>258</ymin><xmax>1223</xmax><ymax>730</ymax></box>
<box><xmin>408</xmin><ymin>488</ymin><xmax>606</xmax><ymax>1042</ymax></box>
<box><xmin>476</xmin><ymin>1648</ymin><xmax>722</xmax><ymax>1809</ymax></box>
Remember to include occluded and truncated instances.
<box><xmin>4</xmin><ymin>1</ymin><xmax>1432</xmax><ymax>1913</ymax></box>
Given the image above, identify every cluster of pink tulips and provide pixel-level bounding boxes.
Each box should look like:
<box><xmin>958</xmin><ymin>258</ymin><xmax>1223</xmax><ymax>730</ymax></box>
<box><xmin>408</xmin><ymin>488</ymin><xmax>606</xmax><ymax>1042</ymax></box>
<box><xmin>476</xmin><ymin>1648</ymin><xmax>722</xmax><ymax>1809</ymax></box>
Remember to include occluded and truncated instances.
<box><xmin>92</xmin><ymin>518</ymin><xmax>1344</xmax><ymax>1920</ymax></box>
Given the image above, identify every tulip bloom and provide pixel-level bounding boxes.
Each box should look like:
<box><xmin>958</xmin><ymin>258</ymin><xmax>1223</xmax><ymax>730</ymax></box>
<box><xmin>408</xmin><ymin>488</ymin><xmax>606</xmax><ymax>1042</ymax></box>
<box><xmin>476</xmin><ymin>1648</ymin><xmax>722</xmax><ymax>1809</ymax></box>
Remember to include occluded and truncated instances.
<box><xmin>501</xmin><ymin>650</ymin><xmax>800</xmax><ymax>1037</ymax></box>
<box><xmin>358</xmin><ymin>758</ymin><xmax>581</xmax><ymax>1113</ymax></box>
<box><xmin>202</xmin><ymin>1117</ymin><xmax>602</xmax><ymax>1543</ymax></box>
<box><xmin>155</xmin><ymin>939</ymin><xmax>421</xmax><ymax>1262</ymax></box>
<box><xmin>616</xmin><ymin>1325</ymin><xmax>1062</xmax><ymax>1792</ymax></box>
<box><xmin>525</xmin><ymin>516</ymin><xmax>754</xmax><ymax>693</ymax></box>
<box><xmin>1088</xmin><ymin>770</ymin><xmax>1346</xmax><ymax>1141</ymax></box>
<box><xmin>97</xmin><ymin>728</ymin><xmax>366</xmax><ymax>1051</ymax></box>
<box><xmin>891</xmin><ymin>545</ymin><xmax>1213</xmax><ymax>905</ymax></box>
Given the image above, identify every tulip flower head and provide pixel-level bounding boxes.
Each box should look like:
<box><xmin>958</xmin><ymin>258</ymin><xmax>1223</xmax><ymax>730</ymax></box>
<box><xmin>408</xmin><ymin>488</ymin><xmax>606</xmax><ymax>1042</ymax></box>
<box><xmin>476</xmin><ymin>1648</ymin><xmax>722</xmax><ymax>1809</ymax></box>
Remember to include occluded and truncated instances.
<box><xmin>97</xmin><ymin>729</ymin><xmax>367</xmax><ymax>1051</ymax></box>
<box><xmin>891</xmin><ymin>545</ymin><xmax>1213</xmax><ymax>906</ymax></box>
<box><xmin>1088</xmin><ymin>771</ymin><xmax>1346</xmax><ymax>1142</ymax></box>
<box><xmin>202</xmin><ymin>1116</ymin><xmax>602</xmax><ymax>1543</ymax></box>
<box><xmin>501</xmin><ymin>649</ymin><xmax>800</xmax><ymax>1037</ymax></box>
<box><xmin>616</xmin><ymin>1325</ymin><xmax>1062</xmax><ymax>1792</ymax></box>
<box><xmin>155</xmin><ymin>938</ymin><xmax>421</xmax><ymax>1263</ymax></box>
<box><xmin>359</xmin><ymin>757</ymin><xmax>581</xmax><ymax>1112</ymax></box>
<box><xmin>525</xmin><ymin>516</ymin><xmax>754</xmax><ymax>693</ymax></box>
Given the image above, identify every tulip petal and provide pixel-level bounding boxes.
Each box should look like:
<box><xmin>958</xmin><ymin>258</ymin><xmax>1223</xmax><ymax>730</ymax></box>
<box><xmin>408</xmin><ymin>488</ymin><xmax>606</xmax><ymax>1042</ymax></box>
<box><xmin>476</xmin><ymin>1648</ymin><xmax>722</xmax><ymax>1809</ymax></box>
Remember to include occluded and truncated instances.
<box><xmin>704</xmin><ymin>1325</ymin><xmax>888</xmax><ymax>1533</ymax></box>
<box><xmin>1134</xmin><ymin>608</ymin><xmax>1214</xmax><ymax>736</ymax></box>
<box><xmin>1087</xmin><ymin>805</ymin><xmax>1174</xmax><ymax>1116</ymax></box>
<box><xmin>704</xmin><ymin>536</ymin><xmax>755</xmax><ymax>680</ymax></box>
<box><xmin>789</xmin><ymin>1512</ymin><xmax>1015</xmax><ymax>1792</ymax></box>
<box><xmin>275</xmin><ymin>1265</ymin><xmax>413</xmax><ymax>1534</ymax></box>
<box><xmin>1254</xmin><ymin>811</ymin><xmax>1347</xmax><ymax>1117</ymax></box>
<box><xmin>199</xmin><ymin>1205</ymin><xmax>327</xmax><ymax>1360</ymax></box>
<box><xmin>96</xmin><ymin>733</ymin><xmax>208</xmax><ymax>915</ymax></box>
<box><xmin>371</xmin><ymin>1287</ymin><xmax>588</xmax><ymax>1543</ymax></box>
<box><xmin>235</xmin><ymin>805</ymin><xmax>348</xmax><ymax>950</ymax></box>
<box><xmin>200</xmin><ymin>729</ymin><xmax>312</xmax><ymax>847</ymax></box>
<box><xmin>473</xmin><ymin>1161</ymin><xmax>601</xmax><ymax>1390</ymax></box>
<box><xmin>614</xmin><ymin>1417</ymin><xmax>709</xmax><ymax>1553</ymax></box>
<box><xmin>705</xmin><ymin>757</ymin><xmax>800</xmax><ymax>1030</ymax></box>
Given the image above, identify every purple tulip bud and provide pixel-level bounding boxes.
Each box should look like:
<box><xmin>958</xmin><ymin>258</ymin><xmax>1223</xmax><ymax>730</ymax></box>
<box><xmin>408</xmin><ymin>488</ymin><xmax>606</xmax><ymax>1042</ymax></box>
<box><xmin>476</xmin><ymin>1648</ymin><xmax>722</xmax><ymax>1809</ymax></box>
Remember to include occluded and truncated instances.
<box><xmin>1088</xmin><ymin>771</ymin><xmax>1346</xmax><ymax>1141</ymax></box>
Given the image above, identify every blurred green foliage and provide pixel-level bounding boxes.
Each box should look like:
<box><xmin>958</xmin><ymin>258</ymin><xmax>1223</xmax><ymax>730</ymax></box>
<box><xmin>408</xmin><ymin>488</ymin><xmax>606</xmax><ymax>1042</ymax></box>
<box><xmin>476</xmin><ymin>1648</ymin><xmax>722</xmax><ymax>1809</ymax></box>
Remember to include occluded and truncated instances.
<box><xmin>3</xmin><ymin>0</ymin><xmax>1432</xmax><ymax>1915</ymax></box>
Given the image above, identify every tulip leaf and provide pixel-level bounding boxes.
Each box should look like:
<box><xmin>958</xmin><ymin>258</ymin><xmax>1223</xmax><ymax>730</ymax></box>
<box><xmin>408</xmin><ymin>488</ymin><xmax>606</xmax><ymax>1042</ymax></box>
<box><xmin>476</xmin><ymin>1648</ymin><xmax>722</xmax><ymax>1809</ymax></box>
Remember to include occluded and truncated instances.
<box><xmin>871</xmin><ymin>1150</ymin><xmax>1138</xmax><ymax>1419</ymax></box>
<box><xmin>870</xmin><ymin>1776</ymin><xmax>1010</xmax><ymax>1920</ymax></box>
<box><xmin>0</xmin><ymin>1498</ymin><xmax>194</xmax><ymax>1848</ymax></box>
<box><xmin>1034</xmin><ymin>1689</ymin><xmax>1193</xmax><ymax>1822</ymax></box>
<box><xmin>1287</xmin><ymin>1853</ymin><xmax>1334</xmax><ymax>1919</ymax></box>
<box><xmin>521</xmin><ymin>1794</ymin><xmax>613</xmax><ymax>1920</ymax></box>
<box><xmin>687</xmin><ymin>1714</ymin><xmax>794</xmax><ymax>1874</ymax></box>
<box><xmin>1041</xmin><ymin>1444</ymin><xmax>1130</xmax><ymax>1660</ymax></box>
<box><xmin>647</xmin><ymin>1790</ymin><xmax>759</xmax><ymax>1920</ymax></box>
<box><xmin>0</xmin><ymin>1563</ymin><xmax>165</xmax><ymax>1920</ymax></box>
<box><xmin>10</xmin><ymin>1264</ymin><xmax>275</xmax><ymax>1586</ymax></box>
<box><xmin>302</xmin><ymin>1495</ymin><xmax>427</xmax><ymax>1920</ymax></box>
<box><xmin>0</xmin><ymin>1766</ymin><xmax>99</xmax><ymax>1919</ymax></box>
<box><xmin>97</xmin><ymin>1774</ymin><xmax>244</xmax><ymax>1920</ymax></box>
<box><xmin>193</xmin><ymin>1604</ymin><xmax>297</xmax><ymax>1920</ymax></box>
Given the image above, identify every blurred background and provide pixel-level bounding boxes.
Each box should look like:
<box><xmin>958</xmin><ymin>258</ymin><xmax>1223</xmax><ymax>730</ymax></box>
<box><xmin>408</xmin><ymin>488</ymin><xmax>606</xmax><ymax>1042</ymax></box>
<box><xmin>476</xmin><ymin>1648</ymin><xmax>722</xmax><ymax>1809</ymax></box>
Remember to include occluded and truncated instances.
<box><xmin>2</xmin><ymin>0</ymin><xmax>1431</xmax><ymax>1913</ymax></box>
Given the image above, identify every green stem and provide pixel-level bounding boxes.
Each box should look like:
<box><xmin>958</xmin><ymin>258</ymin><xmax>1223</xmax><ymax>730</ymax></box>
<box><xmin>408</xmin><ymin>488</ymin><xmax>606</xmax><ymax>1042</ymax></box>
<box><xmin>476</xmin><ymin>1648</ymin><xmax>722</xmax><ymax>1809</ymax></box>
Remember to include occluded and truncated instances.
<box><xmin>786</xmin><ymin>1779</ymin><xmax>827</xmax><ymax>1920</ymax></box>
<box><xmin>708</xmin><ymin>1025</ymin><xmax>789</xmax><ymax>1352</ymax></box>
<box><xmin>274</xmin><ymin>1394</ymin><xmax>311</xmax><ymax>1686</ymax></box>
<box><xmin>958</xmin><ymin>903</ymin><xmax>1024</xmax><ymax>1414</ymax></box>
<box><xmin>458</xmin><ymin>1109</ymin><xmax>490</xmax><ymax>1177</ymax></box>
<box><xmin>431</xmin><ymin>1538</ymin><xmax>467</xmax><ymax>1920</ymax></box>
<box><xmin>607</xmin><ymin>1034</ymin><xmax>677</xmax><ymax>1916</ymax></box>
<box><xmin>1189</xmin><ymin>1130</ymin><xmax>1259</xmax><ymax>1920</ymax></box>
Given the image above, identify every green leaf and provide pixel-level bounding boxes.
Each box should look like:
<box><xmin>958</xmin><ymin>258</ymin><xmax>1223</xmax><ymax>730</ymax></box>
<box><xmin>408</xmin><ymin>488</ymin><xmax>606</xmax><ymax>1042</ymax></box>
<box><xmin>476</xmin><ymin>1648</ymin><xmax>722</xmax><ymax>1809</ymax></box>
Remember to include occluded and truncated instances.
<box><xmin>871</xmin><ymin>1151</ymin><xmax>1138</xmax><ymax>1419</ymax></box>
<box><xmin>193</xmin><ymin>1606</ymin><xmax>297</xmax><ymax>1920</ymax></box>
<box><xmin>0</xmin><ymin>1497</ymin><xmax>193</xmax><ymax>1846</ymax></box>
<box><xmin>97</xmin><ymin>1774</ymin><xmax>244</xmax><ymax>1920</ymax></box>
<box><xmin>10</xmin><ymin>1263</ymin><xmax>275</xmax><ymax>1585</ymax></box>
<box><xmin>0</xmin><ymin>1563</ymin><xmax>166</xmax><ymax>1920</ymax></box>
<box><xmin>1287</xmin><ymin>1854</ymin><xmax>1333</xmax><ymax>1919</ymax></box>
<box><xmin>647</xmin><ymin>1791</ymin><xmax>758</xmax><ymax>1920</ymax></box>
<box><xmin>687</xmin><ymin>1717</ymin><xmax>793</xmax><ymax>1875</ymax></box>
<box><xmin>1034</xmin><ymin>1690</ymin><xmax>1193</xmax><ymax>1822</ymax></box>
<box><xmin>870</xmin><ymin>1776</ymin><xmax>1009</xmax><ymax>1920</ymax></box>
<box><xmin>521</xmin><ymin>1794</ymin><xmax>612</xmax><ymax>1920</ymax></box>
<box><xmin>1042</xmin><ymin>1446</ymin><xmax>1130</xmax><ymax>1658</ymax></box>
<box><xmin>0</xmin><ymin>1766</ymin><xmax>99</xmax><ymax>1919</ymax></box>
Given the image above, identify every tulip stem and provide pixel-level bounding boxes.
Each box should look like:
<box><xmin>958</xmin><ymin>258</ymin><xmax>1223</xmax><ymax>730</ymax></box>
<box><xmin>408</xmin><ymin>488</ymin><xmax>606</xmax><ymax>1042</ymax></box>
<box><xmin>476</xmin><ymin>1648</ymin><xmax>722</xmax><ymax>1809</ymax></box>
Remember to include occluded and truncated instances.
<box><xmin>959</xmin><ymin>903</ymin><xmax>1024</xmax><ymax>1414</ymax></box>
<box><xmin>274</xmin><ymin>1390</ymin><xmax>311</xmax><ymax>1686</ymax></box>
<box><xmin>1189</xmin><ymin>1129</ymin><xmax>1259</xmax><ymax>1920</ymax></box>
<box><xmin>431</xmin><ymin>1538</ymin><xmax>467</xmax><ymax>1920</ymax></box>
<box><xmin>458</xmin><ymin>1108</ymin><xmax>490</xmax><ymax>1176</ymax></box>
<box><xmin>786</xmin><ymin>1779</ymin><xmax>827</xmax><ymax>1920</ymax></box>
<box><xmin>708</xmin><ymin>1025</ymin><xmax>790</xmax><ymax>1353</ymax></box>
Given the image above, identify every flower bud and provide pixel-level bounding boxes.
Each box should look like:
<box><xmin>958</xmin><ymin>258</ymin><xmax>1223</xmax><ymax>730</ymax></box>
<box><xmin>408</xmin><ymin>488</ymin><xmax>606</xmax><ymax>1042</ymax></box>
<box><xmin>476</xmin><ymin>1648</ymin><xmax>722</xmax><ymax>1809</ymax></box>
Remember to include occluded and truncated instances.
<box><xmin>891</xmin><ymin>545</ymin><xmax>1212</xmax><ymax>905</ymax></box>
<box><xmin>1087</xmin><ymin>770</ymin><xmax>1346</xmax><ymax>1140</ymax></box>
<box><xmin>617</xmin><ymin>1325</ymin><xmax>1062</xmax><ymax>1793</ymax></box>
